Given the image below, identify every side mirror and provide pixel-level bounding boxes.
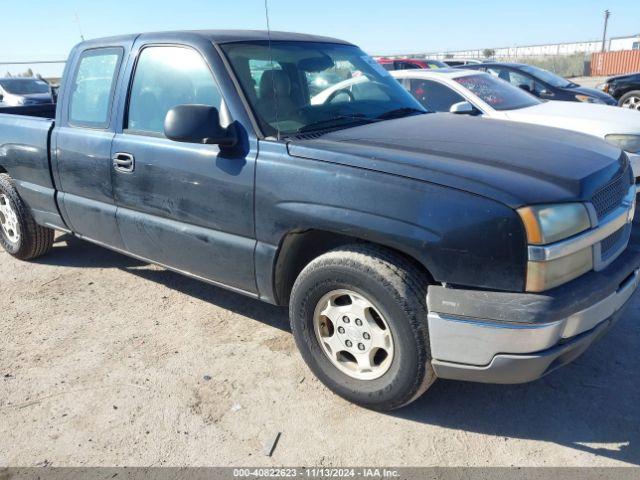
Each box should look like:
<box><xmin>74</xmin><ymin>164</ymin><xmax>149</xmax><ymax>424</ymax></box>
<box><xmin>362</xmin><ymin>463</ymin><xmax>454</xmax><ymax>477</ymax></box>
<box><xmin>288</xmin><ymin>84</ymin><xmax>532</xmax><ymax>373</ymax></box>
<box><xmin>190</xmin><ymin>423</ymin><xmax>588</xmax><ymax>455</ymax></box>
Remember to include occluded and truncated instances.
<box><xmin>540</xmin><ymin>89</ymin><xmax>553</xmax><ymax>97</ymax></box>
<box><xmin>518</xmin><ymin>84</ymin><xmax>532</xmax><ymax>93</ymax></box>
<box><xmin>164</xmin><ymin>104</ymin><xmax>237</xmax><ymax>147</ymax></box>
<box><xmin>449</xmin><ymin>101</ymin><xmax>477</xmax><ymax>115</ymax></box>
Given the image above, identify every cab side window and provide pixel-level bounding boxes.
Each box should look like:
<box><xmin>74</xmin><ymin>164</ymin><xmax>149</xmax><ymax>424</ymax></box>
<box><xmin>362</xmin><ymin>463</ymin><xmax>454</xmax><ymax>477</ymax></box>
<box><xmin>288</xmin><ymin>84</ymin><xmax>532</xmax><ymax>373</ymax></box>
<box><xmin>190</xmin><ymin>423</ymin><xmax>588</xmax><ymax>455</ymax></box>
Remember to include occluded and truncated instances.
<box><xmin>408</xmin><ymin>79</ymin><xmax>465</xmax><ymax>112</ymax></box>
<box><xmin>69</xmin><ymin>47</ymin><xmax>123</xmax><ymax>128</ymax></box>
<box><xmin>127</xmin><ymin>46</ymin><xmax>222</xmax><ymax>135</ymax></box>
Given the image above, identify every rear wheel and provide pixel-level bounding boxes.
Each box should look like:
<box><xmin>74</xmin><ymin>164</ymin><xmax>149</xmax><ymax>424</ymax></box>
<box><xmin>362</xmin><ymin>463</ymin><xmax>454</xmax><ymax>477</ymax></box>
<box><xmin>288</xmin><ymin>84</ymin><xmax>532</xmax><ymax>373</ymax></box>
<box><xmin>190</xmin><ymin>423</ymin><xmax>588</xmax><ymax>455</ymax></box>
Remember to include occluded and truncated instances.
<box><xmin>289</xmin><ymin>244</ymin><xmax>436</xmax><ymax>411</ymax></box>
<box><xmin>619</xmin><ymin>91</ymin><xmax>640</xmax><ymax>110</ymax></box>
<box><xmin>0</xmin><ymin>173</ymin><xmax>54</xmax><ymax>260</ymax></box>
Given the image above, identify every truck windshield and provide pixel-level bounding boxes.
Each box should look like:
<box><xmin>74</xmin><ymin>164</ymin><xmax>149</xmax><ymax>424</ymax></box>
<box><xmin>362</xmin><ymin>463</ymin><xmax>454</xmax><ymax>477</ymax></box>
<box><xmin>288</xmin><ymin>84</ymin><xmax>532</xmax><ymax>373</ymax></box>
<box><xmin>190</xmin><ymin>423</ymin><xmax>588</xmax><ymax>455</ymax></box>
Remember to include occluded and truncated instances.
<box><xmin>221</xmin><ymin>41</ymin><xmax>427</xmax><ymax>137</ymax></box>
<box><xmin>455</xmin><ymin>74</ymin><xmax>542</xmax><ymax>111</ymax></box>
<box><xmin>0</xmin><ymin>79</ymin><xmax>51</xmax><ymax>95</ymax></box>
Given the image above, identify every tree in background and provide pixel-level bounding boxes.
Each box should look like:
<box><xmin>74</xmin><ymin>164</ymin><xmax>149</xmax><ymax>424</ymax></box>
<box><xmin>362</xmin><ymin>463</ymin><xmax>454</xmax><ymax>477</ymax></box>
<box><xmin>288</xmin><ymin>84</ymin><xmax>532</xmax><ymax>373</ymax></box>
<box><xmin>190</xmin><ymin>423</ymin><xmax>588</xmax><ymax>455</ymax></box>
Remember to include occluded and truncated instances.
<box><xmin>483</xmin><ymin>48</ymin><xmax>496</xmax><ymax>59</ymax></box>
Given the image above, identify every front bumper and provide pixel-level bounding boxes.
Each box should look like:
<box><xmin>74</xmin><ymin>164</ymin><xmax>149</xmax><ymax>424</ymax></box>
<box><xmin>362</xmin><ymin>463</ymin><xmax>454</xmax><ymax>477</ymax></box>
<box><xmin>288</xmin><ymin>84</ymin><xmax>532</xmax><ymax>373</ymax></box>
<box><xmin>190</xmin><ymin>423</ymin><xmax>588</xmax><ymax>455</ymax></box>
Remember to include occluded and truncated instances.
<box><xmin>427</xmin><ymin>225</ymin><xmax>640</xmax><ymax>384</ymax></box>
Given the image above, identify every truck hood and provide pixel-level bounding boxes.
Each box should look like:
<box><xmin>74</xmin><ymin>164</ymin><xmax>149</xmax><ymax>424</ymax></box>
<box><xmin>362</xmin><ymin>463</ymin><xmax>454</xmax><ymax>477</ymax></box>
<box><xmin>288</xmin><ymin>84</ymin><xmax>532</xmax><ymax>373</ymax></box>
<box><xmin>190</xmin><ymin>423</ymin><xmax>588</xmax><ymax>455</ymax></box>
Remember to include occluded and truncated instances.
<box><xmin>503</xmin><ymin>100</ymin><xmax>640</xmax><ymax>138</ymax></box>
<box><xmin>287</xmin><ymin>113</ymin><xmax>626</xmax><ymax>208</ymax></box>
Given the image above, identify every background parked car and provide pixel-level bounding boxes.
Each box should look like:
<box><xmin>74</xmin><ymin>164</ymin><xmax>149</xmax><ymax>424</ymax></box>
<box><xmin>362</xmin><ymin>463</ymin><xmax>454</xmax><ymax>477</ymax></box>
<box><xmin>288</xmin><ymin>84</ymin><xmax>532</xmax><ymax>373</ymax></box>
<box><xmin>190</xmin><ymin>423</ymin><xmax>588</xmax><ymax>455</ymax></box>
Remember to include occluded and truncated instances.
<box><xmin>597</xmin><ymin>72</ymin><xmax>640</xmax><ymax>110</ymax></box>
<box><xmin>377</xmin><ymin>57</ymin><xmax>447</xmax><ymax>71</ymax></box>
<box><xmin>0</xmin><ymin>78</ymin><xmax>54</xmax><ymax>106</ymax></box>
<box><xmin>461</xmin><ymin>62</ymin><xmax>617</xmax><ymax>105</ymax></box>
<box><xmin>443</xmin><ymin>59</ymin><xmax>484</xmax><ymax>67</ymax></box>
<box><xmin>391</xmin><ymin>68</ymin><xmax>640</xmax><ymax>182</ymax></box>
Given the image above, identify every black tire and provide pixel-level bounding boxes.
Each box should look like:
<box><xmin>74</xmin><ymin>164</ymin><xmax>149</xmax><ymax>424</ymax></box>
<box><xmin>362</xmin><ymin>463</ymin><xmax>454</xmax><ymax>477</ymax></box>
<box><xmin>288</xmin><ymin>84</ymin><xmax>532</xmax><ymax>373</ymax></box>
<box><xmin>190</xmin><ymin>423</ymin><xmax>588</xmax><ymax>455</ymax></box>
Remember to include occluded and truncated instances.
<box><xmin>290</xmin><ymin>244</ymin><xmax>436</xmax><ymax>411</ymax></box>
<box><xmin>618</xmin><ymin>90</ymin><xmax>640</xmax><ymax>110</ymax></box>
<box><xmin>0</xmin><ymin>173</ymin><xmax>54</xmax><ymax>260</ymax></box>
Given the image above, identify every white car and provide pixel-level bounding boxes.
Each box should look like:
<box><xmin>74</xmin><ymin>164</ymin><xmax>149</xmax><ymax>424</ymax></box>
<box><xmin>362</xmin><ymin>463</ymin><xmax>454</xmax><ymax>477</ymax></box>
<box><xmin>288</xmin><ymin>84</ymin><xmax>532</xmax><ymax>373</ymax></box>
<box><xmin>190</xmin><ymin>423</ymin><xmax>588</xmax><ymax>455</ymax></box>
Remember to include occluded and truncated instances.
<box><xmin>389</xmin><ymin>69</ymin><xmax>640</xmax><ymax>181</ymax></box>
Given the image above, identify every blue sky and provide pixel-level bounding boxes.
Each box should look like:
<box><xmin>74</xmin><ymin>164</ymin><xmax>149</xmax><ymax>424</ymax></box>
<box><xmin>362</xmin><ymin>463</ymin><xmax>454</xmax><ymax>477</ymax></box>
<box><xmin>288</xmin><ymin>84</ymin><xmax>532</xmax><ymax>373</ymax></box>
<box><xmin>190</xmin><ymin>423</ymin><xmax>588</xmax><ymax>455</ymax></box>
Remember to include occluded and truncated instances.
<box><xmin>1</xmin><ymin>0</ymin><xmax>639</xmax><ymax>77</ymax></box>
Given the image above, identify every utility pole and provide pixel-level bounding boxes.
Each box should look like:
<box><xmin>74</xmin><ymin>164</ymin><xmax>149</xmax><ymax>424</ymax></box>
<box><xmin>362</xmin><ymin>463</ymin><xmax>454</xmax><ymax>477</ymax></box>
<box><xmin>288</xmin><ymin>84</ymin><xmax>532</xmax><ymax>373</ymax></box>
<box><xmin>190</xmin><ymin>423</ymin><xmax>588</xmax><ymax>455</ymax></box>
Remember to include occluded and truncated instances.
<box><xmin>601</xmin><ymin>9</ymin><xmax>611</xmax><ymax>52</ymax></box>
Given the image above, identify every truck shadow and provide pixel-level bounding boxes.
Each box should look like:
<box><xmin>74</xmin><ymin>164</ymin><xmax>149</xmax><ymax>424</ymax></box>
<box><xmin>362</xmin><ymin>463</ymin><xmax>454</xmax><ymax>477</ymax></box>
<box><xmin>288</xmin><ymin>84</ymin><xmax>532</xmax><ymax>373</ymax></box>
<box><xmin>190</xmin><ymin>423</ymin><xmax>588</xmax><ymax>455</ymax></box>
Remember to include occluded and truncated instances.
<box><xmin>391</xmin><ymin>299</ymin><xmax>640</xmax><ymax>466</ymax></box>
<box><xmin>34</xmin><ymin>234</ymin><xmax>291</xmax><ymax>333</ymax></box>
<box><xmin>35</xmin><ymin>234</ymin><xmax>639</xmax><ymax>464</ymax></box>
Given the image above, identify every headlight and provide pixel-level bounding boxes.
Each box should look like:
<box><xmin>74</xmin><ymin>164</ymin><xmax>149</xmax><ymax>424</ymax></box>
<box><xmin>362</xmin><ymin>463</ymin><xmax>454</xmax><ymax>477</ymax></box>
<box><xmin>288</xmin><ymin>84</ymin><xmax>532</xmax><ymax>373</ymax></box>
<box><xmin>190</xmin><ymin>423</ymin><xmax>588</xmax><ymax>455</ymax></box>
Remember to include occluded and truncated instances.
<box><xmin>518</xmin><ymin>203</ymin><xmax>593</xmax><ymax>292</ymax></box>
<box><xmin>605</xmin><ymin>134</ymin><xmax>640</xmax><ymax>154</ymax></box>
<box><xmin>595</xmin><ymin>83</ymin><xmax>610</xmax><ymax>93</ymax></box>
<box><xmin>575</xmin><ymin>94</ymin><xmax>604</xmax><ymax>104</ymax></box>
<box><xmin>517</xmin><ymin>203</ymin><xmax>591</xmax><ymax>245</ymax></box>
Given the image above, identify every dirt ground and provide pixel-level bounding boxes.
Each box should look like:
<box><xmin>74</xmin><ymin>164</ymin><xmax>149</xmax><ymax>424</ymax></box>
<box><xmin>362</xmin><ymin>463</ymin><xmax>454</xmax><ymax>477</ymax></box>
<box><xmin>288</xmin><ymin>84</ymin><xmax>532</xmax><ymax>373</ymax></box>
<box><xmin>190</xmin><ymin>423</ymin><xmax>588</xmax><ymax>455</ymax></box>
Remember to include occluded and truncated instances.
<box><xmin>1</xmin><ymin>233</ymin><xmax>639</xmax><ymax>467</ymax></box>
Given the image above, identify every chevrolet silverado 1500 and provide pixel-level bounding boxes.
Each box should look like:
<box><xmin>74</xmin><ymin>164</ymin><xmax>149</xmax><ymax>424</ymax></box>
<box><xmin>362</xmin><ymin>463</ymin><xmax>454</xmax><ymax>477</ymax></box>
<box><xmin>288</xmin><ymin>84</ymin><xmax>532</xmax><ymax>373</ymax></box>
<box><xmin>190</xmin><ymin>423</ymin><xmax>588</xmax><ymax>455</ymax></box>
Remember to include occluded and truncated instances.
<box><xmin>0</xmin><ymin>30</ymin><xmax>638</xmax><ymax>410</ymax></box>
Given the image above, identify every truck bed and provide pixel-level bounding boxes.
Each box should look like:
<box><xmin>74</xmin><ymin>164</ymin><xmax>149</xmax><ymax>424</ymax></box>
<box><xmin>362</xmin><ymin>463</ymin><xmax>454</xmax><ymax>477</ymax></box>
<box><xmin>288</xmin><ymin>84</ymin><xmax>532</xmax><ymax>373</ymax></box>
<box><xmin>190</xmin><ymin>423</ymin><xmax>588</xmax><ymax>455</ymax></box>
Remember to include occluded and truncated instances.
<box><xmin>0</xmin><ymin>110</ymin><xmax>62</xmax><ymax>230</ymax></box>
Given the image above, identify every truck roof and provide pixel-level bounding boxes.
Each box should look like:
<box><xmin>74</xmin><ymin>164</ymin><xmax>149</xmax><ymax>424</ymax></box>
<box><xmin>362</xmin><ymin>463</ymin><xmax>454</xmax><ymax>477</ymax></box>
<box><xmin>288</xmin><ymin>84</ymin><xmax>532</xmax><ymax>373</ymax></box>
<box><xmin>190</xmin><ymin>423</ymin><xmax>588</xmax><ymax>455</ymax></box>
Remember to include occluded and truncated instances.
<box><xmin>77</xmin><ymin>30</ymin><xmax>353</xmax><ymax>48</ymax></box>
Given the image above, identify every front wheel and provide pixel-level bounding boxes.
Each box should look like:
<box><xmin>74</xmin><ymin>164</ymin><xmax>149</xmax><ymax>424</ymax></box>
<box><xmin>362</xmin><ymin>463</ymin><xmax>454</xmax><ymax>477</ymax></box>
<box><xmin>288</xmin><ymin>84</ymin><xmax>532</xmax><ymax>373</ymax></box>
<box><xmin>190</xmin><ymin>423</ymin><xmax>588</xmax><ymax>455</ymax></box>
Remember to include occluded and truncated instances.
<box><xmin>289</xmin><ymin>244</ymin><xmax>436</xmax><ymax>411</ymax></box>
<box><xmin>619</xmin><ymin>91</ymin><xmax>640</xmax><ymax>110</ymax></box>
<box><xmin>0</xmin><ymin>173</ymin><xmax>54</xmax><ymax>260</ymax></box>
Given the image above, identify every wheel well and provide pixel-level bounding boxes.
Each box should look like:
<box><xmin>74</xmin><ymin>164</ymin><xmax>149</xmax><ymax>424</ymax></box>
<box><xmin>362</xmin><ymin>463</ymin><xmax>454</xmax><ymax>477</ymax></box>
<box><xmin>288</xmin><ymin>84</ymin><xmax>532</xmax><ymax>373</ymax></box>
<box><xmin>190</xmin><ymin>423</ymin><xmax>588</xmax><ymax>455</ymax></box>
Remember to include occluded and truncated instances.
<box><xmin>273</xmin><ymin>229</ymin><xmax>433</xmax><ymax>305</ymax></box>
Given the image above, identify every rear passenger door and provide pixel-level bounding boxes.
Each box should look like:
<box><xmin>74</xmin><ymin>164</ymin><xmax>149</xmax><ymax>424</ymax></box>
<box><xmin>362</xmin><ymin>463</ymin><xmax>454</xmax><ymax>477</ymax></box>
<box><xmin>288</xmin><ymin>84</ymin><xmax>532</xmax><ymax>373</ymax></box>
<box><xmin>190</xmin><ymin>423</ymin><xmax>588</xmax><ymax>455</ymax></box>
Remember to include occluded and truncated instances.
<box><xmin>110</xmin><ymin>41</ymin><xmax>258</xmax><ymax>293</ymax></box>
<box><xmin>53</xmin><ymin>43</ymin><xmax>129</xmax><ymax>249</ymax></box>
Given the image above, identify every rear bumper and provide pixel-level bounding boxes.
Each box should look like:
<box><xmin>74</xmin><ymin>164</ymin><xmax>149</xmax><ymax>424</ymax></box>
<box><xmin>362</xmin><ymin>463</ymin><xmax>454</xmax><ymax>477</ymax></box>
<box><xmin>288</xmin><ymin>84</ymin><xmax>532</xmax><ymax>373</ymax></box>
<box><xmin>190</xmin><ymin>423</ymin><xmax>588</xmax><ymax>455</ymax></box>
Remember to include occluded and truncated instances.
<box><xmin>427</xmin><ymin>226</ymin><xmax>640</xmax><ymax>384</ymax></box>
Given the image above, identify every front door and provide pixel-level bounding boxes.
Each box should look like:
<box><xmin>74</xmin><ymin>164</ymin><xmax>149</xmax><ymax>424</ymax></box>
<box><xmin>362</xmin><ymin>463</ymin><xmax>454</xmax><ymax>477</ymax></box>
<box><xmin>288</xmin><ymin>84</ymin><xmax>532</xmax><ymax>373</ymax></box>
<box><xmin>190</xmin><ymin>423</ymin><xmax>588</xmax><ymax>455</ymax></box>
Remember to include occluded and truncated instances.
<box><xmin>111</xmin><ymin>44</ymin><xmax>257</xmax><ymax>293</ymax></box>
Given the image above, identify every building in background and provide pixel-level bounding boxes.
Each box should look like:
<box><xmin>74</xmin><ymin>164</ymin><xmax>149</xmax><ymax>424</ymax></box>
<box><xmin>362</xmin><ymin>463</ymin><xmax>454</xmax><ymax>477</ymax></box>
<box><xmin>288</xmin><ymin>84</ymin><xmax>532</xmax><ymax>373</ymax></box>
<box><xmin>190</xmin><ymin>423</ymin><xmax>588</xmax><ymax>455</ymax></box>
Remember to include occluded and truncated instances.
<box><xmin>376</xmin><ymin>34</ymin><xmax>640</xmax><ymax>78</ymax></box>
<box><xmin>422</xmin><ymin>33</ymin><xmax>640</xmax><ymax>61</ymax></box>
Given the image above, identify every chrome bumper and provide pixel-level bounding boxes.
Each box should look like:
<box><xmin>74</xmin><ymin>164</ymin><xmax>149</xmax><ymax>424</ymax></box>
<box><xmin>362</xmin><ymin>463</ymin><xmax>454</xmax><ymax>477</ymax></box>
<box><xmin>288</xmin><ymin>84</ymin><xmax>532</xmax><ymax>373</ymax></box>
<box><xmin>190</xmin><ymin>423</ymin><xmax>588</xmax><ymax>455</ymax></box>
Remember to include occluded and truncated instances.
<box><xmin>428</xmin><ymin>268</ymin><xmax>639</xmax><ymax>384</ymax></box>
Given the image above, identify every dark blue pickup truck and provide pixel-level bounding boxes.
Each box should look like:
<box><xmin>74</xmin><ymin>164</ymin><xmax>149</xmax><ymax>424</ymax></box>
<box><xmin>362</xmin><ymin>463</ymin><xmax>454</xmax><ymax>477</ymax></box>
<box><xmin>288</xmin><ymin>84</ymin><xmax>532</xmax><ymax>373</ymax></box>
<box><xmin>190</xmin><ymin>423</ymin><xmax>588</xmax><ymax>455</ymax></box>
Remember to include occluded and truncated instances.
<box><xmin>0</xmin><ymin>30</ymin><xmax>638</xmax><ymax>410</ymax></box>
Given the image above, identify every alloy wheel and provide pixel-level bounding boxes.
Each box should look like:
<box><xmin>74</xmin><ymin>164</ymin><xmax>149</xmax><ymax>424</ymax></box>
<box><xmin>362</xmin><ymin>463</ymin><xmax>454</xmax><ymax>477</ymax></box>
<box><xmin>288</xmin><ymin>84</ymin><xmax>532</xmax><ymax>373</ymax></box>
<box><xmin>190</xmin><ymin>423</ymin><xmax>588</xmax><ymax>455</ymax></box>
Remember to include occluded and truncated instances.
<box><xmin>622</xmin><ymin>95</ymin><xmax>640</xmax><ymax>110</ymax></box>
<box><xmin>313</xmin><ymin>289</ymin><xmax>394</xmax><ymax>380</ymax></box>
<box><xmin>0</xmin><ymin>194</ymin><xmax>20</xmax><ymax>244</ymax></box>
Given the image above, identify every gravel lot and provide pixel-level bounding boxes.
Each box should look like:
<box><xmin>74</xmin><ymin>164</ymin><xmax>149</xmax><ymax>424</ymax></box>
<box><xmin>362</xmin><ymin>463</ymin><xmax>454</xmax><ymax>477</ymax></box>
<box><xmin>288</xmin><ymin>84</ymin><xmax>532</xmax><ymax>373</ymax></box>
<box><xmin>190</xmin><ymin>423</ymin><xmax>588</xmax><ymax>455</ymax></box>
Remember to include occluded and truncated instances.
<box><xmin>1</xmin><ymin>233</ymin><xmax>639</xmax><ymax>467</ymax></box>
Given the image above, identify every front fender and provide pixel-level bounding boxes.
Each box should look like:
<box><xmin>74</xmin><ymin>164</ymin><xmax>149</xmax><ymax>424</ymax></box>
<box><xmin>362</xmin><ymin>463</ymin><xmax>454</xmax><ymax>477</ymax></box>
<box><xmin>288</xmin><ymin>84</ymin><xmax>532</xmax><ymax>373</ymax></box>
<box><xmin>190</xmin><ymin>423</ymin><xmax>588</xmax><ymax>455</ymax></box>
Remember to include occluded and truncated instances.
<box><xmin>255</xmin><ymin>144</ymin><xmax>528</xmax><ymax>294</ymax></box>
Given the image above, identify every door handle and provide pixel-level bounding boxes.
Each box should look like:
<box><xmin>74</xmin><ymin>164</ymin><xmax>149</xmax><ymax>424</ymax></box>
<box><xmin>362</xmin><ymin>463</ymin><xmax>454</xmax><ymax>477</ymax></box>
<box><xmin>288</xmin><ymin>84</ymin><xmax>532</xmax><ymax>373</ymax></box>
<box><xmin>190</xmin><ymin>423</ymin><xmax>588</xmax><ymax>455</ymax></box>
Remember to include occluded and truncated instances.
<box><xmin>112</xmin><ymin>152</ymin><xmax>135</xmax><ymax>173</ymax></box>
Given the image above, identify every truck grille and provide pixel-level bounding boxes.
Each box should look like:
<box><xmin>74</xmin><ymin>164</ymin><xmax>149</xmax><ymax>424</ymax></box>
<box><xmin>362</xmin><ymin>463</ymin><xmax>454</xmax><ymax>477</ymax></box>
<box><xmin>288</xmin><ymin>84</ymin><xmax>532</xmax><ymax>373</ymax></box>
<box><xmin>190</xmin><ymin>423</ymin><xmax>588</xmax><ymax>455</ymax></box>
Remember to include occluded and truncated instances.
<box><xmin>591</xmin><ymin>162</ymin><xmax>632</xmax><ymax>220</ymax></box>
<box><xmin>600</xmin><ymin>225</ymin><xmax>631</xmax><ymax>262</ymax></box>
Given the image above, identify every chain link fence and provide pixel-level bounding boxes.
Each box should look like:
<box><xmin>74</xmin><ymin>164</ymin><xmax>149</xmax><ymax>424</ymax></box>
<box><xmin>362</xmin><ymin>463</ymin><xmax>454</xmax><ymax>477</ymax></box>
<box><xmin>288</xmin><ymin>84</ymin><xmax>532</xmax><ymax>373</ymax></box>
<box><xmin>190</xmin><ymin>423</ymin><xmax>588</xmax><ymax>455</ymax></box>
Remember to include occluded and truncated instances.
<box><xmin>490</xmin><ymin>53</ymin><xmax>591</xmax><ymax>78</ymax></box>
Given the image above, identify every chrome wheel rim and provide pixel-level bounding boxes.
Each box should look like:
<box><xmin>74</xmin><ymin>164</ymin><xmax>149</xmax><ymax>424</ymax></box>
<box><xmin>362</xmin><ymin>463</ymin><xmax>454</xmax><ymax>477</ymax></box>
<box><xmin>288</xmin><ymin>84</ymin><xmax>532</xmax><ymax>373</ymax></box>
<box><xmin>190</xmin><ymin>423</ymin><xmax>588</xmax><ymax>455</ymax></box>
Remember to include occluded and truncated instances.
<box><xmin>622</xmin><ymin>96</ymin><xmax>640</xmax><ymax>110</ymax></box>
<box><xmin>0</xmin><ymin>194</ymin><xmax>20</xmax><ymax>244</ymax></box>
<box><xmin>313</xmin><ymin>289</ymin><xmax>394</xmax><ymax>380</ymax></box>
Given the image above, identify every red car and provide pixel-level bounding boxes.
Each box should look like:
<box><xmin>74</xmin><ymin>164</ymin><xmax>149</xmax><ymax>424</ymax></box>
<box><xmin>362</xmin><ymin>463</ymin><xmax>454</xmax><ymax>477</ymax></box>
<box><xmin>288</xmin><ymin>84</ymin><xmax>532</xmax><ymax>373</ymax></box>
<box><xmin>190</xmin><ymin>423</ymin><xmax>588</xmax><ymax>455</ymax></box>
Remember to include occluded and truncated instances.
<box><xmin>376</xmin><ymin>57</ymin><xmax>447</xmax><ymax>71</ymax></box>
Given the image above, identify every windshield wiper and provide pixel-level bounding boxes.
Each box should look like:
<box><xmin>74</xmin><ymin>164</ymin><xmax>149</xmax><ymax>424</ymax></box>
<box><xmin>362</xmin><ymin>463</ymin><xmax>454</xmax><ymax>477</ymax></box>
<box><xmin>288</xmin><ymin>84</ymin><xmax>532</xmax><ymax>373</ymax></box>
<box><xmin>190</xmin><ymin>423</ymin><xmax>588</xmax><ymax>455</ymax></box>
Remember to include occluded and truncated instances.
<box><xmin>294</xmin><ymin>108</ymin><xmax>427</xmax><ymax>136</ymax></box>
<box><xmin>376</xmin><ymin>107</ymin><xmax>428</xmax><ymax>120</ymax></box>
<box><xmin>296</xmin><ymin>115</ymin><xmax>376</xmax><ymax>134</ymax></box>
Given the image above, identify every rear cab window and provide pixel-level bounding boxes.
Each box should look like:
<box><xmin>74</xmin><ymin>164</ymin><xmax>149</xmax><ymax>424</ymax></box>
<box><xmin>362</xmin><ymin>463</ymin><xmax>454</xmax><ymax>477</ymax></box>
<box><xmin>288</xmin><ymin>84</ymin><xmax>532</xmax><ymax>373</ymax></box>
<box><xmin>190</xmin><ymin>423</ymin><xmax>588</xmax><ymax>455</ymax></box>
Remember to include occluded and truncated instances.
<box><xmin>68</xmin><ymin>47</ymin><xmax>123</xmax><ymax>128</ymax></box>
